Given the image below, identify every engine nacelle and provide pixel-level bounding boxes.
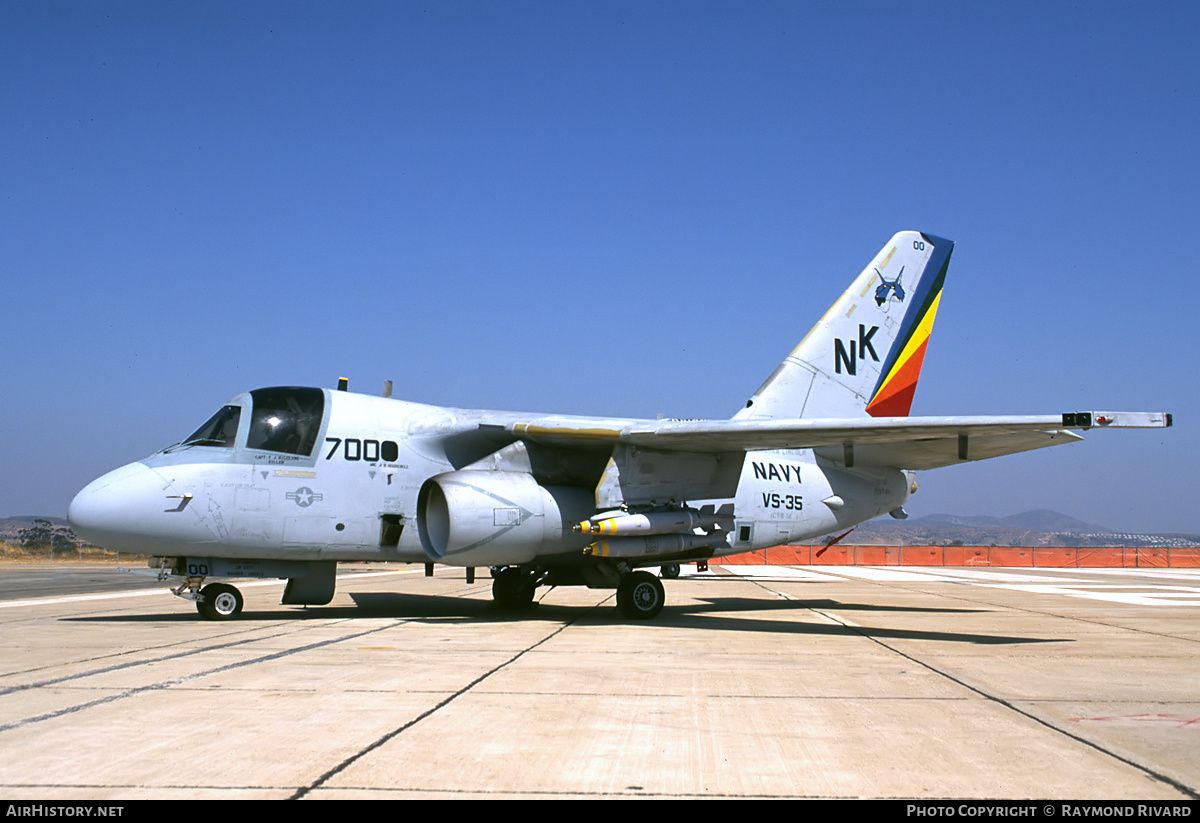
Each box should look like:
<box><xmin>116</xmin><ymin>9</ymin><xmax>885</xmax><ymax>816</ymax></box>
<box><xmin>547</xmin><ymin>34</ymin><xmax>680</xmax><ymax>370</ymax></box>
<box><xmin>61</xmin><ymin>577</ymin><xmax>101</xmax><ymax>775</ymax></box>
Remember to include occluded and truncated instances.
<box><xmin>417</xmin><ymin>471</ymin><xmax>594</xmax><ymax>566</ymax></box>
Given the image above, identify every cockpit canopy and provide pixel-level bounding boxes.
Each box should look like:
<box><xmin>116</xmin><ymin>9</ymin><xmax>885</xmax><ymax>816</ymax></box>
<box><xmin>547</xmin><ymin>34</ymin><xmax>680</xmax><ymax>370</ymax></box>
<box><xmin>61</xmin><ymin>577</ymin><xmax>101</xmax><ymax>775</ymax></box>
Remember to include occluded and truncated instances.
<box><xmin>246</xmin><ymin>387</ymin><xmax>324</xmax><ymax>455</ymax></box>
<box><xmin>181</xmin><ymin>404</ymin><xmax>241</xmax><ymax>449</ymax></box>
<box><xmin>177</xmin><ymin>387</ymin><xmax>325</xmax><ymax>456</ymax></box>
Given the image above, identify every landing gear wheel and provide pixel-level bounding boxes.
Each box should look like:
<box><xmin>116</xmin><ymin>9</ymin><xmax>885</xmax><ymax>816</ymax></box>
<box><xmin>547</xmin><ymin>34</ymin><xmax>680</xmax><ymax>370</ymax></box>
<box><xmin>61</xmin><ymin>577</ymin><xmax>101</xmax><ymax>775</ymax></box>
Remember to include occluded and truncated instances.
<box><xmin>660</xmin><ymin>563</ymin><xmax>681</xmax><ymax>579</ymax></box>
<box><xmin>492</xmin><ymin>568</ymin><xmax>537</xmax><ymax>610</ymax></box>
<box><xmin>617</xmin><ymin>570</ymin><xmax>665</xmax><ymax>620</ymax></box>
<box><xmin>197</xmin><ymin>583</ymin><xmax>244</xmax><ymax>620</ymax></box>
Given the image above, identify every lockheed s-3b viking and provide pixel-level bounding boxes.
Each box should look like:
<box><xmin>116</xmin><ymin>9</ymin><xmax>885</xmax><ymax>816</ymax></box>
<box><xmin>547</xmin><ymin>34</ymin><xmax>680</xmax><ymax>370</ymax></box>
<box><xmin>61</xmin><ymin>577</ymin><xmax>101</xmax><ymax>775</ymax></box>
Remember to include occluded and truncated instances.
<box><xmin>68</xmin><ymin>232</ymin><xmax>1171</xmax><ymax>620</ymax></box>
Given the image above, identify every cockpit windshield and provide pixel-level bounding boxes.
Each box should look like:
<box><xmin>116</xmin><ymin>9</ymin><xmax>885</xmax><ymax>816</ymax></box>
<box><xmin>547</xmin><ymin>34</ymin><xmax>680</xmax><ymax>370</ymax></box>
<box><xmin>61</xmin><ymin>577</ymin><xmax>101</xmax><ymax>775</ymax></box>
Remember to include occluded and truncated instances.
<box><xmin>245</xmin><ymin>387</ymin><xmax>325</xmax><ymax>456</ymax></box>
<box><xmin>179</xmin><ymin>405</ymin><xmax>241</xmax><ymax>448</ymax></box>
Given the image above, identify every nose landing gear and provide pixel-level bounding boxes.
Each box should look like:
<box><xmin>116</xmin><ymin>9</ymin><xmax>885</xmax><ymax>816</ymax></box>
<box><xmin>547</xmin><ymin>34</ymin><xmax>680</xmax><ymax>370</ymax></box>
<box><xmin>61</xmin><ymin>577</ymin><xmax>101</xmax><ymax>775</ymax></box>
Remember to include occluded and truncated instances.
<box><xmin>196</xmin><ymin>582</ymin><xmax>244</xmax><ymax>620</ymax></box>
<box><xmin>165</xmin><ymin>572</ymin><xmax>246</xmax><ymax>620</ymax></box>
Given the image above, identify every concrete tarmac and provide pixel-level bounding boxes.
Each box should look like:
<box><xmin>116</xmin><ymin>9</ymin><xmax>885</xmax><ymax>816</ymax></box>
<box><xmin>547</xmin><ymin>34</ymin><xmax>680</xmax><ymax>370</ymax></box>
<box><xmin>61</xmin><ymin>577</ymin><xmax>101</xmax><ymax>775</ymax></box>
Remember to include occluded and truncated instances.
<box><xmin>0</xmin><ymin>563</ymin><xmax>1197</xmax><ymax>799</ymax></box>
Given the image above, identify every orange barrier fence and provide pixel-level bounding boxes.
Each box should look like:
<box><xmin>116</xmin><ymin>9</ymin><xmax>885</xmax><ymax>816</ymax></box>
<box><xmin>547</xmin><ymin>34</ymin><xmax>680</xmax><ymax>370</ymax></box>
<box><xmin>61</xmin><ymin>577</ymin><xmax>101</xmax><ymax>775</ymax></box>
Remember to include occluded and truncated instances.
<box><xmin>710</xmin><ymin>545</ymin><xmax>1200</xmax><ymax>568</ymax></box>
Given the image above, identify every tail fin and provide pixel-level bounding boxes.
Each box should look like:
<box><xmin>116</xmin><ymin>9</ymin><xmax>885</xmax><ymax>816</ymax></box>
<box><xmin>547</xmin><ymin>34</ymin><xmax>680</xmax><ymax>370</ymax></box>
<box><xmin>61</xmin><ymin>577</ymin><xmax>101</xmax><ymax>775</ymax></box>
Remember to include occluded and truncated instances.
<box><xmin>734</xmin><ymin>231</ymin><xmax>952</xmax><ymax>420</ymax></box>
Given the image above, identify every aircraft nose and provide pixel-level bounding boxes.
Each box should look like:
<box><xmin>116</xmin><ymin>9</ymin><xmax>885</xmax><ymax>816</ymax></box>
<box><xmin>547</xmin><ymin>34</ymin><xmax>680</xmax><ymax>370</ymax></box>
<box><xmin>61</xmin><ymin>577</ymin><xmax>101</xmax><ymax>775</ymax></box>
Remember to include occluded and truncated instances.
<box><xmin>68</xmin><ymin>462</ymin><xmax>173</xmax><ymax>553</ymax></box>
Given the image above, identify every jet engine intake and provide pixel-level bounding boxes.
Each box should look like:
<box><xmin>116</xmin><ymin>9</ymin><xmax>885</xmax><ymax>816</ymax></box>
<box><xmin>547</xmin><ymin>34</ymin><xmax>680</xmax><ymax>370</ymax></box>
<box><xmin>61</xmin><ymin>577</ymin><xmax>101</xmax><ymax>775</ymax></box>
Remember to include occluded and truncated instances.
<box><xmin>417</xmin><ymin>470</ymin><xmax>594</xmax><ymax>566</ymax></box>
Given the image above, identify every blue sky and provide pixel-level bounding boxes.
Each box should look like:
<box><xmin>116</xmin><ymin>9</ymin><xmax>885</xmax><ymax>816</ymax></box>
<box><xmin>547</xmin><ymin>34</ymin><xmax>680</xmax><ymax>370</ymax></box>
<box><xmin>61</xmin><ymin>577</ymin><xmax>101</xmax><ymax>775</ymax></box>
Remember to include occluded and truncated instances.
<box><xmin>2</xmin><ymin>2</ymin><xmax>1195</xmax><ymax>533</ymax></box>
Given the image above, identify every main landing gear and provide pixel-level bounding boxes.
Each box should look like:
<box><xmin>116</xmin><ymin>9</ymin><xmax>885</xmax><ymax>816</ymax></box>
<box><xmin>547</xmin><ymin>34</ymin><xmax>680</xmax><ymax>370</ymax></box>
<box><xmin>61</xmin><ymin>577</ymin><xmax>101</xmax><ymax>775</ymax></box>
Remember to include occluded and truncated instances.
<box><xmin>490</xmin><ymin>565</ymin><xmax>667</xmax><ymax>620</ymax></box>
<box><xmin>491</xmin><ymin>567</ymin><xmax>540</xmax><ymax>610</ymax></box>
<box><xmin>616</xmin><ymin>570</ymin><xmax>664</xmax><ymax>619</ymax></box>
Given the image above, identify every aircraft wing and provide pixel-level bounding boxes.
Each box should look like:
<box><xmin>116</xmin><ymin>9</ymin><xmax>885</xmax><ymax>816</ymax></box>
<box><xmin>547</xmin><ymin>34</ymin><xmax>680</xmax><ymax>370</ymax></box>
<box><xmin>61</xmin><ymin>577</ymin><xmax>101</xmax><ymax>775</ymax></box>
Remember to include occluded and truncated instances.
<box><xmin>506</xmin><ymin>411</ymin><xmax>1171</xmax><ymax>470</ymax></box>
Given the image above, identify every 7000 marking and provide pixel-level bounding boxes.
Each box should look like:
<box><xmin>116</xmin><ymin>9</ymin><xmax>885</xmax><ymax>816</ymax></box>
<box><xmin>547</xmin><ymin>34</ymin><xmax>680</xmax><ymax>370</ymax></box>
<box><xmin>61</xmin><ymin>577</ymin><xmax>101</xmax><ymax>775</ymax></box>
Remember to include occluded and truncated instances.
<box><xmin>325</xmin><ymin>437</ymin><xmax>399</xmax><ymax>462</ymax></box>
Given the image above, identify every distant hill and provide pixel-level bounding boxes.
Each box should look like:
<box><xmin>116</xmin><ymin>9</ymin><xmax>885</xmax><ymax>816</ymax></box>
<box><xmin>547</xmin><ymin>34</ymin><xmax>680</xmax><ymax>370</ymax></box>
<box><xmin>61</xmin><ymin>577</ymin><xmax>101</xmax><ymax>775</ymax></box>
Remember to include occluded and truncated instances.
<box><xmin>844</xmin><ymin>509</ymin><xmax>1200</xmax><ymax>548</ymax></box>
<box><xmin>998</xmin><ymin>509</ymin><xmax>1114</xmax><ymax>533</ymax></box>
<box><xmin>908</xmin><ymin>509</ymin><xmax>1113</xmax><ymax>534</ymax></box>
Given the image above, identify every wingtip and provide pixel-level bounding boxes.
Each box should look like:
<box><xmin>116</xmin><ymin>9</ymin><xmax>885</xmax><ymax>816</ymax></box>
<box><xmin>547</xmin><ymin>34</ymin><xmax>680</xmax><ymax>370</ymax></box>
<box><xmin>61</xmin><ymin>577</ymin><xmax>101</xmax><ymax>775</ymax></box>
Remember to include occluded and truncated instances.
<box><xmin>1062</xmin><ymin>411</ymin><xmax>1173</xmax><ymax>429</ymax></box>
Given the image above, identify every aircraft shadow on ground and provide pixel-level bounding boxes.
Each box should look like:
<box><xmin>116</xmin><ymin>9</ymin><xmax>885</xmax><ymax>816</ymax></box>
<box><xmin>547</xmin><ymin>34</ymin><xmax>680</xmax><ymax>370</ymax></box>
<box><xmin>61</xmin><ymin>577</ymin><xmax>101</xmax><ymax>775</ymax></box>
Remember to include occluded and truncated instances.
<box><xmin>63</xmin><ymin>589</ymin><xmax>1066</xmax><ymax>645</ymax></box>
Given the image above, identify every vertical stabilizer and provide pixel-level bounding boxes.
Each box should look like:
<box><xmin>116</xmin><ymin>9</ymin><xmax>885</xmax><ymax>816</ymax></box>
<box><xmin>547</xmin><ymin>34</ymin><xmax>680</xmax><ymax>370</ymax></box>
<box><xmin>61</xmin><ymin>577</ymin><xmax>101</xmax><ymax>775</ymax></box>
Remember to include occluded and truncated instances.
<box><xmin>735</xmin><ymin>231</ymin><xmax>952</xmax><ymax>420</ymax></box>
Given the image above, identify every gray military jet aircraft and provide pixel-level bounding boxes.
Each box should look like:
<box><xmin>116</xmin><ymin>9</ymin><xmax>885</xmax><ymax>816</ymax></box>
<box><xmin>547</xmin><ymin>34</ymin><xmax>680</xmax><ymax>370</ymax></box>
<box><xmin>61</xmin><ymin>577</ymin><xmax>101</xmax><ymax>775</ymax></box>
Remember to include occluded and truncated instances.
<box><xmin>68</xmin><ymin>232</ymin><xmax>1171</xmax><ymax>620</ymax></box>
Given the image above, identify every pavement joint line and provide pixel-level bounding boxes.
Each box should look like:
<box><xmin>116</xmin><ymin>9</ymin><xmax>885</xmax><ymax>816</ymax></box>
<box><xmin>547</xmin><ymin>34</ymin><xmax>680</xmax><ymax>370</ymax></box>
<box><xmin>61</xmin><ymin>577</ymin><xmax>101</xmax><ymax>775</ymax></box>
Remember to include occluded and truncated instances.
<box><xmin>0</xmin><ymin>621</ymin><xmax>348</xmax><ymax>697</ymax></box>
<box><xmin>816</xmin><ymin>606</ymin><xmax>1200</xmax><ymax>800</ymax></box>
<box><xmin>291</xmin><ymin>607</ymin><xmax>592</xmax><ymax>799</ymax></box>
<box><xmin>728</xmin><ymin>568</ymin><xmax>1200</xmax><ymax>799</ymax></box>
<box><xmin>0</xmin><ymin>619</ymin><xmax>405</xmax><ymax>735</ymax></box>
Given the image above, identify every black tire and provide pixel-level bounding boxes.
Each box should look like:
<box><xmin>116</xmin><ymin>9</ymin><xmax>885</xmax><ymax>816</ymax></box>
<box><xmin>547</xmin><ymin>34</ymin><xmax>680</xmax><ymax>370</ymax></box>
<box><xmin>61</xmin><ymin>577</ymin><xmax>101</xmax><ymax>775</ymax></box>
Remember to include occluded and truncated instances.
<box><xmin>617</xmin><ymin>570</ymin><xmax>665</xmax><ymax>619</ymax></box>
<box><xmin>492</xmin><ymin>567</ymin><xmax>536</xmax><ymax>610</ymax></box>
<box><xmin>197</xmin><ymin>583</ymin><xmax>244</xmax><ymax>620</ymax></box>
<box><xmin>659</xmin><ymin>563</ymin><xmax>681</xmax><ymax>579</ymax></box>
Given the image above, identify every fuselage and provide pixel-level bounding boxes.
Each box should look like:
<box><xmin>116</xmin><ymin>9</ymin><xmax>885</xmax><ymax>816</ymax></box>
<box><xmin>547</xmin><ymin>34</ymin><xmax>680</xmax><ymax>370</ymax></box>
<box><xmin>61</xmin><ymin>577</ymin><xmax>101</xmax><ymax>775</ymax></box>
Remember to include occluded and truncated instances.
<box><xmin>68</xmin><ymin>386</ymin><xmax>911</xmax><ymax>567</ymax></box>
